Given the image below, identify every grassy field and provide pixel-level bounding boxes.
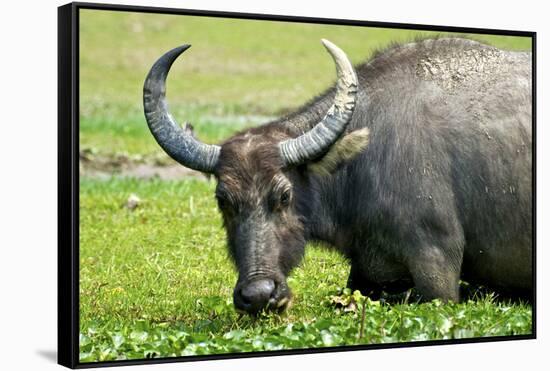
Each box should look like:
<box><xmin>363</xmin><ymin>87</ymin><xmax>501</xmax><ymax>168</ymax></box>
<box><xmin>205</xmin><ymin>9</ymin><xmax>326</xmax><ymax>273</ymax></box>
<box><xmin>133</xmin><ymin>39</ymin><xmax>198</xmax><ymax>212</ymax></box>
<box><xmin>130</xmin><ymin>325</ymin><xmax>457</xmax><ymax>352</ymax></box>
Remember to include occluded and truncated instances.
<box><xmin>79</xmin><ymin>178</ymin><xmax>532</xmax><ymax>362</ymax></box>
<box><xmin>79</xmin><ymin>9</ymin><xmax>533</xmax><ymax>363</ymax></box>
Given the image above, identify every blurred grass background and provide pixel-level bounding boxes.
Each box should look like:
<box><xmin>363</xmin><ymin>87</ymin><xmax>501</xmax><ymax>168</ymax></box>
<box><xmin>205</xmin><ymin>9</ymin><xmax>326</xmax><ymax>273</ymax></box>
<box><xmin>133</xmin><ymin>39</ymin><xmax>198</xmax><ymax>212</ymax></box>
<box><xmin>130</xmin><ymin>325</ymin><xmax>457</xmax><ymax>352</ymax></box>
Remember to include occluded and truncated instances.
<box><xmin>80</xmin><ymin>9</ymin><xmax>531</xmax><ymax>158</ymax></box>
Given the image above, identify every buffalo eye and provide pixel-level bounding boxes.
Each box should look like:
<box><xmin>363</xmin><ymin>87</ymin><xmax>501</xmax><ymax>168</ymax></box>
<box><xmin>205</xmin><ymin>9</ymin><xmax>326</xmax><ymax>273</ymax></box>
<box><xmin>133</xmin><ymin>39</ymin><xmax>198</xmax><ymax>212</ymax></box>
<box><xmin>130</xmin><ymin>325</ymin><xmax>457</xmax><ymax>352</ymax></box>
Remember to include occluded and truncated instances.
<box><xmin>216</xmin><ymin>195</ymin><xmax>227</xmax><ymax>209</ymax></box>
<box><xmin>271</xmin><ymin>190</ymin><xmax>291</xmax><ymax>212</ymax></box>
<box><xmin>216</xmin><ymin>194</ymin><xmax>234</xmax><ymax>214</ymax></box>
<box><xmin>279</xmin><ymin>189</ymin><xmax>291</xmax><ymax>209</ymax></box>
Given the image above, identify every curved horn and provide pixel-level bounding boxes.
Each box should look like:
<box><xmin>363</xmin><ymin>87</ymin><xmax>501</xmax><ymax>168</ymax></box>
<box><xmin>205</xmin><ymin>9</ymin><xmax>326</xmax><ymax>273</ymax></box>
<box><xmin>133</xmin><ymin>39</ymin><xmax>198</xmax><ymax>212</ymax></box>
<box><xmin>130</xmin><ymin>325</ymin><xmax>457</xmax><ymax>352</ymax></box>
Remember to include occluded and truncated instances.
<box><xmin>143</xmin><ymin>45</ymin><xmax>220</xmax><ymax>173</ymax></box>
<box><xmin>279</xmin><ymin>39</ymin><xmax>358</xmax><ymax>166</ymax></box>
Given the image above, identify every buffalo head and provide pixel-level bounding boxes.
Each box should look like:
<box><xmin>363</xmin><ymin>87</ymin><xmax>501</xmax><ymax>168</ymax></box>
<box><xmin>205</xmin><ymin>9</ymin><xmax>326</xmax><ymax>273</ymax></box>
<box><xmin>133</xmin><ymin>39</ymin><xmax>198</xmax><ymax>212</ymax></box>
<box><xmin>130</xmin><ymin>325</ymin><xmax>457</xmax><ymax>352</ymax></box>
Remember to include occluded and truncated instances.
<box><xmin>143</xmin><ymin>40</ymin><xmax>367</xmax><ymax>314</ymax></box>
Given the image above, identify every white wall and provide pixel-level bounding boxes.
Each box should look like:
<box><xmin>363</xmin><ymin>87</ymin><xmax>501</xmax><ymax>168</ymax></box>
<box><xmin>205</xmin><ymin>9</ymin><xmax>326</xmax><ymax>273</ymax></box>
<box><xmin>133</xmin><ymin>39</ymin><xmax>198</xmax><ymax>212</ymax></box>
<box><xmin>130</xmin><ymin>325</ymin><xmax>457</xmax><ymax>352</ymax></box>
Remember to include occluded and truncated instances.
<box><xmin>0</xmin><ymin>0</ymin><xmax>546</xmax><ymax>370</ymax></box>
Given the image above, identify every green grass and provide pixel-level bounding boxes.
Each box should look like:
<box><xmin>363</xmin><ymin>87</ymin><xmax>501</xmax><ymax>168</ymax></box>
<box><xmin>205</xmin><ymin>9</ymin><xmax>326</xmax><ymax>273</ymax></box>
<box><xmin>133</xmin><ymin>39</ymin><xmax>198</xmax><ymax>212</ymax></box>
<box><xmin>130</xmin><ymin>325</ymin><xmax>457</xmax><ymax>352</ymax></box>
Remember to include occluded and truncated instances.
<box><xmin>80</xmin><ymin>10</ymin><xmax>532</xmax><ymax>158</ymax></box>
<box><xmin>79</xmin><ymin>178</ymin><xmax>532</xmax><ymax>362</ymax></box>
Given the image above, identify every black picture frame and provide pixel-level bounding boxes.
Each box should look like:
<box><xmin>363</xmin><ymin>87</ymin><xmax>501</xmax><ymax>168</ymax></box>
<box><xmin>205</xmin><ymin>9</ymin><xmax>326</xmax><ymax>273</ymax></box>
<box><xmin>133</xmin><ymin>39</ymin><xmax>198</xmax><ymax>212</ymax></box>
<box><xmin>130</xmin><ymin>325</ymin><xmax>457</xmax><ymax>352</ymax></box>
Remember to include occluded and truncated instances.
<box><xmin>58</xmin><ymin>2</ymin><xmax>537</xmax><ymax>368</ymax></box>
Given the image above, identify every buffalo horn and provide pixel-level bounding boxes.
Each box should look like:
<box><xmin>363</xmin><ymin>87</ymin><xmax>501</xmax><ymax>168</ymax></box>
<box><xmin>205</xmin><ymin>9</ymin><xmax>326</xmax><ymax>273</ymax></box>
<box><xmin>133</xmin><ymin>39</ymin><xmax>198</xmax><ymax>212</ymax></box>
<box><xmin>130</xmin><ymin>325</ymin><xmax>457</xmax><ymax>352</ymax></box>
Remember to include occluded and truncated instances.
<box><xmin>279</xmin><ymin>39</ymin><xmax>358</xmax><ymax>166</ymax></box>
<box><xmin>143</xmin><ymin>45</ymin><xmax>220</xmax><ymax>173</ymax></box>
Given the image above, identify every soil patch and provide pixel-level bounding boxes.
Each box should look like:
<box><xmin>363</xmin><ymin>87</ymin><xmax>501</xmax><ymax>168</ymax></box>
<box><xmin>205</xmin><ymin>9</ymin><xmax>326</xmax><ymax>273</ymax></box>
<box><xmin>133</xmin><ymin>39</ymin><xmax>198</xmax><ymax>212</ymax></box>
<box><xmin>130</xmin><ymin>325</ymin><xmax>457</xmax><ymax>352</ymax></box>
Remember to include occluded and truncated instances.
<box><xmin>80</xmin><ymin>151</ymin><xmax>205</xmax><ymax>180</ymax></box>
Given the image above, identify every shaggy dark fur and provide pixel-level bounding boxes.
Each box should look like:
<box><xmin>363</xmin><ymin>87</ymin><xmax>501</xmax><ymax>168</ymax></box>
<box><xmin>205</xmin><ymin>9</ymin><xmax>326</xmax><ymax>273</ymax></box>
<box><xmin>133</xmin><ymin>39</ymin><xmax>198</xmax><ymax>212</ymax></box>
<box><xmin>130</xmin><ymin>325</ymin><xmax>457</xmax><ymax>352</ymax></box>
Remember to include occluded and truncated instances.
<box><xmin>213</xmin><ymin>37</ymin><xmax>532</xmax><ymax>313</ymax></box>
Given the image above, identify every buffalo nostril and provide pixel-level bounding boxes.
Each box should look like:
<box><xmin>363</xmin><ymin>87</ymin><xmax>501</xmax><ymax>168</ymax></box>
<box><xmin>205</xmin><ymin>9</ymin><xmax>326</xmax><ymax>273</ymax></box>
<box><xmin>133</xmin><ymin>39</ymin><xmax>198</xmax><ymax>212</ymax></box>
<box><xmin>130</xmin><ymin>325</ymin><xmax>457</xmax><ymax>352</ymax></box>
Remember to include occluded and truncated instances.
<box><xmin>240</xmin><ymin>290</ymin><xmax>251</xmax><ymax>305</ymax></box>
<box><xmin>240</xmin><ymin>279</ymin><xmax>276</xmax><ymax>309</ymax></box>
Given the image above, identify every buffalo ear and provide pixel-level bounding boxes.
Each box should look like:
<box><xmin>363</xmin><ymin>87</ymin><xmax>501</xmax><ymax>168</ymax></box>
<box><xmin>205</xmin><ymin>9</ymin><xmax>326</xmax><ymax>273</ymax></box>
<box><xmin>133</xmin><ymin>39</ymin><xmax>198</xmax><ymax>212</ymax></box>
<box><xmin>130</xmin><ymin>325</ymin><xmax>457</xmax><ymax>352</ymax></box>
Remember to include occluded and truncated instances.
<box><xmin>308</xmin><ymin>127</ymin><xmax>370</xmax><ymax>176</ymax></box>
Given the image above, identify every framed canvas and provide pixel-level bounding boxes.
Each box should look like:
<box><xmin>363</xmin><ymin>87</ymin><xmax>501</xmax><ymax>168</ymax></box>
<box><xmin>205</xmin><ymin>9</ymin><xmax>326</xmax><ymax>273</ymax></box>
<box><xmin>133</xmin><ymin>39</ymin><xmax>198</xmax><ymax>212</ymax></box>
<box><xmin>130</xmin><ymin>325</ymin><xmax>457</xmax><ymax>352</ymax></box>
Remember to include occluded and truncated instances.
<box><xmin>58</xmin><ymin>2</ymin><xmax>536</xmax><ymax>368</ymax></box>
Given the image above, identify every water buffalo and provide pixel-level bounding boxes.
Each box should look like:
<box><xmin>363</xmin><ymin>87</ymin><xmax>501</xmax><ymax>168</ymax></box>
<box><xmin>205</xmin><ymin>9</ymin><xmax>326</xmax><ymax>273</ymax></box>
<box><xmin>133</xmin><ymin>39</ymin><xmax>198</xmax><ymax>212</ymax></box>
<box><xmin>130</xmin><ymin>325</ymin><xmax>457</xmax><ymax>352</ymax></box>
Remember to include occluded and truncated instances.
<box><xmin>143</xmin><ymin>37</ymin><xmax>532</xmax><ymax>314</ymax></box>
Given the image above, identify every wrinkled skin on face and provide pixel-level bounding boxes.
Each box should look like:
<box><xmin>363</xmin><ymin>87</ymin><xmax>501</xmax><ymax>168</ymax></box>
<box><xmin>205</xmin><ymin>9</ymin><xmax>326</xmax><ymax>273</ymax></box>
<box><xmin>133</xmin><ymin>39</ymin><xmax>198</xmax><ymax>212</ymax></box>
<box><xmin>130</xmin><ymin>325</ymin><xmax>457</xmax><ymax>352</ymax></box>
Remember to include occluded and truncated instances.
<box><xmin>211</xmin><ymin>120</ymin><xmax>372</xmax><ymax>314</ymax></box>
<box><xmin>214</xmin><ymin>129</ymin><xmax>311</xmax><ymax>314</ymax></box>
